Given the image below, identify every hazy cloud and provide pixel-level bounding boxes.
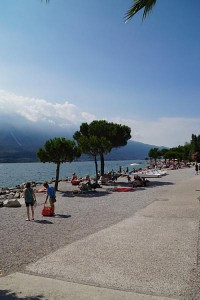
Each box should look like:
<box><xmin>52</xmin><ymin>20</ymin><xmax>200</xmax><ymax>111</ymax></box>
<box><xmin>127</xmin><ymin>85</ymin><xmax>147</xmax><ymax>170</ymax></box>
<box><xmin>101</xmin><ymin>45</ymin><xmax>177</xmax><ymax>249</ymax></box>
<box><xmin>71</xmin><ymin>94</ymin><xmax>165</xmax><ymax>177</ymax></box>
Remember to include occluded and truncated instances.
<box><xmin>112</xmin><ymin>117</ymin><xmax>200</xmax><ymax>147</ymax></box>
<box><xmin>0</xmin><ymin>89</ymin><xmax>199</xmax><ymax>147</ymax></box>
<box><xmin>0</xmin><ymin>89</ymin><xmax>96</xmax><ymax>127</ymax></box>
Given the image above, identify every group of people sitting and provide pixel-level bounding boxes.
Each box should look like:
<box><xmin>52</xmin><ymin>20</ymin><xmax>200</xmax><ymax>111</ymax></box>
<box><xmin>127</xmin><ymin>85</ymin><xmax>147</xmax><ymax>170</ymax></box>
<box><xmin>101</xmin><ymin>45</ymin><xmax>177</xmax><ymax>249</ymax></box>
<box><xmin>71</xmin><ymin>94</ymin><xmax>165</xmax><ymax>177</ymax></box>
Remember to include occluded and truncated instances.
<box><xmin>71</xmin><ymin>171</ymin><xmax>147</xmax><ymax>191</ymax></box>
<box><xmin>71</xmin><ymin>173</ymin><xmax>100</xmax><ymax>192</ymax></box>
<box><xmin>131</xmin><ymin>175</ymin><xmax>147</xmax><ymax>187</ymax></box>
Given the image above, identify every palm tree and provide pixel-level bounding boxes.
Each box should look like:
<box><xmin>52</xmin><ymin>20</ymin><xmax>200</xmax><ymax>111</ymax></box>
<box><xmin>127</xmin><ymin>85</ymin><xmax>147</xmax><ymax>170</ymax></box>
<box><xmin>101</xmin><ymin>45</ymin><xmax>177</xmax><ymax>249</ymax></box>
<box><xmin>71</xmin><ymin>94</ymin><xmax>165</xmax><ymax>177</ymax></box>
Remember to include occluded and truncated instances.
<box><xmin>125</xmin><ymin>0</ymin><xmax>157</xmax><ymax>22</ymax></box>
<box><xmin>41</xmin><ymin>0</ymin><xmax>157</xmax><ymax>22</ymax></box>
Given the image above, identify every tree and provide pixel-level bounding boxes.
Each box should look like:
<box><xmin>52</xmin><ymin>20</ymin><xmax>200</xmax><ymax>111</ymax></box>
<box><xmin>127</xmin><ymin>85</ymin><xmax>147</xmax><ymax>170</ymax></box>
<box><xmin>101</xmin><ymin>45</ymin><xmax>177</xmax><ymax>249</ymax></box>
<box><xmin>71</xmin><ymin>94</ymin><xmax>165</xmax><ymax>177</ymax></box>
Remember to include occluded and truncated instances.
<box><xmin>74</xmin><ymin>120</ymin><xmax>131</xmax><ymax>175</ymax></box>
<box><xmin>159</xmin><ymin>148</ymin><xmax>169</xmax><ymax>164</ymax></box>
<box><xmin>164</xmin><ymin>150</ymin><xmax>181</xmax><ymax>162</ymax></box>
<box><xmin>189</xmin><ymin>134</ymin><xmax>200</xmax><ymax>162</ymax></box>
<box><xmin>37</xmin><ymin>137</ymin><xmax>80</xmax><ymax>190</ymax></box>
<box><xmin>73</xmin><ymin>134</ymin><xmax>112</xmax><ymax>181</ymax></box>
<box><xmin>125</xmin><ymin>0</ymin><xmax>157</xmax><ymax>21</ymax></box>
<box><xmin>42</xmin><ymin>0</ymin><xmax>156</xmax><ymax>21</ymax></box>
<box><xmin>148</xmin><ymin>147</ymin><xmax>161</xmax><ymax>165</ymax></box>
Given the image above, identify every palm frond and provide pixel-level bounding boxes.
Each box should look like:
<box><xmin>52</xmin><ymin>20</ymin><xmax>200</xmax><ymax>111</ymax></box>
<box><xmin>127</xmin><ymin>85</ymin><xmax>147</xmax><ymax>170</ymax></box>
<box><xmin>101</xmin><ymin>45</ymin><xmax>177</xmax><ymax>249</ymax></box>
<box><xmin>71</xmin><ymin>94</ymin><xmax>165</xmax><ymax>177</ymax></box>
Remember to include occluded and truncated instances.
<box><xmin>125</xmin><ymin>0</ymin><xmax>157</xmax><ymax>22</ymax></box>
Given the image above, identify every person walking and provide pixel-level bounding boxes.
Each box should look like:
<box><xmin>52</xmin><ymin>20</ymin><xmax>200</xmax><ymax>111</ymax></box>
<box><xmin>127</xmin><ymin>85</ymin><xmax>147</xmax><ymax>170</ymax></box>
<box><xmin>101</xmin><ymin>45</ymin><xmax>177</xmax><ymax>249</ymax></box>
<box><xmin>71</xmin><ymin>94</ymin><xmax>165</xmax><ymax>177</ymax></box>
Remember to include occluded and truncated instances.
<box><xmin>43</xmin><ymin>182</ymin><xmax>56</xmax><ymax>215</ymax></box>
<box><xmin>23</xmin><ymin>182</ymin><xmax>36</xmax><ymax>221</ymax></box>
<box><xmin>195</xmin><ymin>163</ymin><xmax>198</xmax><ymax>175</ymax></box>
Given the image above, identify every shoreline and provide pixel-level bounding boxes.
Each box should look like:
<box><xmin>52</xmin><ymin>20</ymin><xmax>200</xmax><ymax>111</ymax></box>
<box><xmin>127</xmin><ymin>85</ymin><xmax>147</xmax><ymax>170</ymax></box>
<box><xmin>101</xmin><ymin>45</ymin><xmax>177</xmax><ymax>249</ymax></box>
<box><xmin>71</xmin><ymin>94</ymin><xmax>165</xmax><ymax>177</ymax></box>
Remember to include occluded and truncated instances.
<box><xmin>0</xmin><ymin>159</ymin><xmax>147</xmax><ymax>189</ymax></box>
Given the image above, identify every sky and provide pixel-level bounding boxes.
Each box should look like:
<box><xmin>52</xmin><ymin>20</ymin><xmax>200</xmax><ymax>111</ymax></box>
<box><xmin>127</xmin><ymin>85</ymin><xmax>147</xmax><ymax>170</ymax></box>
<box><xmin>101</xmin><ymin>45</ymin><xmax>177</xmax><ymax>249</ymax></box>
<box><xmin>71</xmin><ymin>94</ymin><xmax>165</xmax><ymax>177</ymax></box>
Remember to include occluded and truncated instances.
<box><xmin>0</xmin><ymin>0</ymin><xmax>200</xmax><ymax>147</ymax></box>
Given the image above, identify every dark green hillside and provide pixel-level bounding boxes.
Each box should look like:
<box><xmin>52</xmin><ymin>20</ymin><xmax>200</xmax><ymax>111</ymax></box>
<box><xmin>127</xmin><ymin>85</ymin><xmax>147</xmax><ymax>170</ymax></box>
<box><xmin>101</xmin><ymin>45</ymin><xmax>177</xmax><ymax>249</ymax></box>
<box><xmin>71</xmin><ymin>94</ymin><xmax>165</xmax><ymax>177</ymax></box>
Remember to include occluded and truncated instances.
<box><xmin>0</xmin><ymin>121</ymin><xmax>164</xmax><ymax>162</ymax></box>
<box><xmin>105</xmin><ymin>140</ymin><xmax>164</xmax><ymax>160</ymax></box>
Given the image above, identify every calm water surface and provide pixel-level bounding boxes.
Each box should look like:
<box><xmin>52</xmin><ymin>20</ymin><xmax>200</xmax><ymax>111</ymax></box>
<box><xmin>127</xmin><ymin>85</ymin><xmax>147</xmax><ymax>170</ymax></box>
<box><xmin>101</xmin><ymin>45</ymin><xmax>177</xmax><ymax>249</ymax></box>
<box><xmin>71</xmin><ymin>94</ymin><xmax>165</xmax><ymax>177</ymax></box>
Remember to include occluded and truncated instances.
<box><xmin>0</xmin><ymin>160</ymin><xmax>146</xmax><ymax>188</ymax></box>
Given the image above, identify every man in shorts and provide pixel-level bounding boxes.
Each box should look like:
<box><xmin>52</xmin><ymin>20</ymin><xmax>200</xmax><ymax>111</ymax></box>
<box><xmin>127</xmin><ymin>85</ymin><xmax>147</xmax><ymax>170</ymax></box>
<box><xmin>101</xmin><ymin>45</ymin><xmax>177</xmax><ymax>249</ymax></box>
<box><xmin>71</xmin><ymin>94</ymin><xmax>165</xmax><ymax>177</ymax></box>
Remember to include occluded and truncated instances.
<box><xmin>43</xmin><ymin>182</ymin><xmax>56</xmax><ymax>215</ymax></box>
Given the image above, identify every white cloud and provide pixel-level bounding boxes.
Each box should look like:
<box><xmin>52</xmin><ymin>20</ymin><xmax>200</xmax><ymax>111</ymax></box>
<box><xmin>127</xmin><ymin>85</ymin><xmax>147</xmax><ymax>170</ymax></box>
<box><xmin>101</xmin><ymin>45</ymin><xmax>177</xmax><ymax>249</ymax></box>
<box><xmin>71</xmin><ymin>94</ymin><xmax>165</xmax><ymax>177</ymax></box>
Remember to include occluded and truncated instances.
<box><xmin>0</xmin><ymin>89</ymin><xmax>96</xmax><ymax>127</ymax></box>
<box><xmin>0</xmin><ymin>89</ymin><xmax>199</xmax><ymax>147</ymax></box>
<box><xmin>81</xmin><ymin>112</ymin><xmax>96</xmax><ymax>123</ymax></box>
<box><xmin>111</xmin><ymin>117</ymin><xmax>200</xmax><ymax>147</ymax></box>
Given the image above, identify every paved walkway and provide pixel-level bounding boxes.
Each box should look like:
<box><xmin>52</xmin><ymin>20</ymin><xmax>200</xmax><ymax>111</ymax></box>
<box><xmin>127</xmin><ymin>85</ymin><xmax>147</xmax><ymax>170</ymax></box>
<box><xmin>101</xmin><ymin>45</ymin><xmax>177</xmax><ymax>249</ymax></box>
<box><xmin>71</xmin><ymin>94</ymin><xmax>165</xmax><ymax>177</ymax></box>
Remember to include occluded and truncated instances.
<box><xmin>0</xmin><ymin>175</ymin><xmax>200</xmax><ymax>299</ymax></box>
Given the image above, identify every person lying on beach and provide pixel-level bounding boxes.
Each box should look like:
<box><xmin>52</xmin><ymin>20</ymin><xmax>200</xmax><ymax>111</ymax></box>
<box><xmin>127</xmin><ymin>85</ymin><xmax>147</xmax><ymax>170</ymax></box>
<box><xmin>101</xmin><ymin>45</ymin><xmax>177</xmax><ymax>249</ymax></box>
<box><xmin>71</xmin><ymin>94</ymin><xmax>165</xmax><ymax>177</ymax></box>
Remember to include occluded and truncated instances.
<box><xmin>23</xmin><ymin>182</ymin><xmax>36</xmax><ymax>221</ymax></box>
<box><xmin>43</xmin><ymin>182</ymin><xmax>56</xmax><ymax>215</ymax></box>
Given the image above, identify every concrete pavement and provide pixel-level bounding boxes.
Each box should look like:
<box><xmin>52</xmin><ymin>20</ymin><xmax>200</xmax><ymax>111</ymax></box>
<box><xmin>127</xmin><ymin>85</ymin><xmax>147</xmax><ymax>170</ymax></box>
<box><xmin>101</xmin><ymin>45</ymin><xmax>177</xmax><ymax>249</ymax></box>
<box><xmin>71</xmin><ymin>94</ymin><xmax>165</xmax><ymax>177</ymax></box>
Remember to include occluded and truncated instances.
<box><xmin>0</xmin><ymin>174</ymin><xmax>199</xmax><ymax>299</ymax></box>
<box><xmin>0</xmin><ymin>272</ymin><xmax>175</xmax><ymax>300</ymax></box>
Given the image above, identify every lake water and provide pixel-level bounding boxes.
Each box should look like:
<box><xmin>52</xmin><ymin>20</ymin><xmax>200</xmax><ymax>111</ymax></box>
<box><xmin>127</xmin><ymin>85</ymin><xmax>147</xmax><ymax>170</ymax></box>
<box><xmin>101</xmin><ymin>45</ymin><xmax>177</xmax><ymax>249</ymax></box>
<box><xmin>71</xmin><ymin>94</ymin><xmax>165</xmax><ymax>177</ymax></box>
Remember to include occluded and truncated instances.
<box><xmin>0</xmin><ymin>160</ymin><xmax>146</xmax><ymax>188</ymax></box>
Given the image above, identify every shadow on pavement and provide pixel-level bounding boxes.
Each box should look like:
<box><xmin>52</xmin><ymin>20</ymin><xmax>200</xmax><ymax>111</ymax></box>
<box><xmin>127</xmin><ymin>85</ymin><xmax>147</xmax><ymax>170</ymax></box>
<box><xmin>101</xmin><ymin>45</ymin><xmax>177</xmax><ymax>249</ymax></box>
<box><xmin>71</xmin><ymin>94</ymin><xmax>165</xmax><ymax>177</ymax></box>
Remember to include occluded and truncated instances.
<box><xmin>34</xmin><ymin>214</ymin><xmax>71</xmax><ymax>222</ymax></box>
<box><xmin>55</xmin><ymin>214</ymin><xmax>71</xmax><ymax>218</ymax></box>
<box><xmin>0</xmin><ymin>290</ymin><xmax>44</xmax><ymax>300</ymax></box>
<box><xmin>147</xmin><ymin>181</ymin><xmax>174</xmax><ymax>187</ymax></box>
<box><xmin>60</xmin><ymin>190</ymin><xmax>110</xmax><ymax>198</ymax></box>
<box><xmin>34</xmin><ymin>220</ymin><xmax>53</xmax><ymax>224</ymax></box>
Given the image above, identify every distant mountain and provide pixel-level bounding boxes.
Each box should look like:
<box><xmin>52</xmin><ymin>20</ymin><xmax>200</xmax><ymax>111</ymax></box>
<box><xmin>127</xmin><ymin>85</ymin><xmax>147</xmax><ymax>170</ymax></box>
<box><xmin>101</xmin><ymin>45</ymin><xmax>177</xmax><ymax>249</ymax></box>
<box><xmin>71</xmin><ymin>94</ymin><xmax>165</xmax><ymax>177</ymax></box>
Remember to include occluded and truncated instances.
<box><xmin>105</xmin><ymin>140</ymin><xmax>165</xmax><ymax>161</ymax></box>
<box><xmin>0</xmin><ymin>126</ymin><xmax>47</xmax><ymax>162</ymax></box>
<box><xmin>0</xmin><ymin>128</ymin><xmax>165</xmax><ymax>163</ymax></box>
<box><xmin>0</xmin><ymin>114</ymin><xmax>166</xmax><ymax>162</ymax></box>
<box><xmin>0</xmin><ymin>114</ymin><xmax>75</xmax><ymax>162</ymax></box>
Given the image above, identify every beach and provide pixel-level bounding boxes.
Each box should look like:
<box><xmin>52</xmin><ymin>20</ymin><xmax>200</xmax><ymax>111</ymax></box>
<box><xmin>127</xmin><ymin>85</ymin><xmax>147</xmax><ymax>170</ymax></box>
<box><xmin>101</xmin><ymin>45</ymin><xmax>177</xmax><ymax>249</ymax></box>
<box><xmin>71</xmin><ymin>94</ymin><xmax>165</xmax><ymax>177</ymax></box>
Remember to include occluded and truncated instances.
<box><xmin>0</xmin><ymin>167</ymin><xmax>200</xmax><ymax>299</ymax></box>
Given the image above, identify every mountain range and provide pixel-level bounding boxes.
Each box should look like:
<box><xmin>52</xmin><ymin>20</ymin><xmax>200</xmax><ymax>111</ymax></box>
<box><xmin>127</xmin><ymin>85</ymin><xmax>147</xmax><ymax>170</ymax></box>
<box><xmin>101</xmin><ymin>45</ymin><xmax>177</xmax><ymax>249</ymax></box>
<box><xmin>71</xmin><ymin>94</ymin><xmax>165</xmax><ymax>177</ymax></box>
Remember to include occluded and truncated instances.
<box><xmin>0</xmin><ymin>117</ymin><xmax>164</xmax><ymax>162</ymax></box>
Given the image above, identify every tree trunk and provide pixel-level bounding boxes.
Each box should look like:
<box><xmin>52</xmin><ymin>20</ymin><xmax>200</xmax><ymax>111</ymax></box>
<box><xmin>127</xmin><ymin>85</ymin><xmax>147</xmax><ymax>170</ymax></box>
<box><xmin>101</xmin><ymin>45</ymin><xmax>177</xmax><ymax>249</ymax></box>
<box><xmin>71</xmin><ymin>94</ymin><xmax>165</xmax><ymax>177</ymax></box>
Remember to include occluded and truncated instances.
<box><xmin>94</xmin><ymin>155</ymin><xmax>98</xmax><ymax>182</ymax></box>
<box><xmin>55</xmin><ymin>162</ymin><xmax>60</xmax><ymax>191</ymax></box>
<box><xmin>100</xmin><ymin>152</ymin><xmax>105</xmax><ymax>175</ymax></box>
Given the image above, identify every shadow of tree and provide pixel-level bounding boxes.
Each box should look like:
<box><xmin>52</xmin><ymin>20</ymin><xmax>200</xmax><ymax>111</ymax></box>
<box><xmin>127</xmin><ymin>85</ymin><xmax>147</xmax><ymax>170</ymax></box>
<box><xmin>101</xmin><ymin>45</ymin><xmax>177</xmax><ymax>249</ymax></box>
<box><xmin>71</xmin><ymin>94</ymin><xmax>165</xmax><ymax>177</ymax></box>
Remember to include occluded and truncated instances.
<box><xmin>107</xmin><ymin>181</ymin><xmax>129</xmax><ymax>187</ymax></box>
<box><xmin>147</xmin><ymin>181</ymin><xmax>174</xmax><ymax>187</ymax></box>
<box><xmin>60</xmin><ymin>190</ymin><xmax>110</xmax><ymax>198</ymax></box>
<box><xmin>76</xmin><ymin>191</ymin><xmax>111</xmax><ymax>198</ymax></box>
<box><xmin>0</xmin><ymin>290</ymin><xmax>44</xmax><ymax>300</ymax></box>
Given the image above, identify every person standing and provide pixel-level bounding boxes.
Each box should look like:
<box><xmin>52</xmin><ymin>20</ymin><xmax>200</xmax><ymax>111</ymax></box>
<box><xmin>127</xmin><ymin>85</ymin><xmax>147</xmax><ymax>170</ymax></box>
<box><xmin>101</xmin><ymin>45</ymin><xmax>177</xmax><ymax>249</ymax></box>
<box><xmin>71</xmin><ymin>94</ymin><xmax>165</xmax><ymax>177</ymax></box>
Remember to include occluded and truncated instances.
<box><xmin>23</xmin><ymin>182</ymin><xmax>36</xmax><ymax>221</ymax></box>
<box><xmin>43</xmin><ymin>182</ymin><xmax>56</xmax><ymax>215</ymax></box>
<box><xmin>195</xmin><ymin>163</ymin><xmax>198</xmax><ymax>175</ymax></box>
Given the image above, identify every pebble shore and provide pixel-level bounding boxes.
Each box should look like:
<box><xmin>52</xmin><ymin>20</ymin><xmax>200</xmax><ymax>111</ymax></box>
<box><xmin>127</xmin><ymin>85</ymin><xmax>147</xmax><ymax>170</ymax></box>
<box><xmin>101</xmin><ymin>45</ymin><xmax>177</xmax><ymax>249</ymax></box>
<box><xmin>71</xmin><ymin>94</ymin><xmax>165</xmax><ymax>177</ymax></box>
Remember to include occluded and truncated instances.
<box><xmin>0</xmin><ymin>167</ymin><xmax>197</xmax><ymax>278</ymax></box>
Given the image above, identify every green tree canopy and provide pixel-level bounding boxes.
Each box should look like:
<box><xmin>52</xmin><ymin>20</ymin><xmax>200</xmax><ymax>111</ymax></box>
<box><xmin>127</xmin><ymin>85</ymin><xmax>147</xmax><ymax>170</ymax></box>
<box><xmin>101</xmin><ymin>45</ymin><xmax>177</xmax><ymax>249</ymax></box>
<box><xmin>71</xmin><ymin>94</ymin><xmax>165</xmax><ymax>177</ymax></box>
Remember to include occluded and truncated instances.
<box><xmin>148</xmin><ymin>147</ymin><xmax>161</xmax><ymax>165</ymax></box>
<box><xmin>74</xmin><ymin>134</ymin><xmax>112</xmax><ymax>180</ymax></box>
<box><xmin>37</xmin><ymin>137</ymin><xmax>80</xmax><ymax>190</ymax></box>
<box><xmin>74</xmin><ymin>120</ymin><xmax>131</xmax><ymax>175</ymax></box>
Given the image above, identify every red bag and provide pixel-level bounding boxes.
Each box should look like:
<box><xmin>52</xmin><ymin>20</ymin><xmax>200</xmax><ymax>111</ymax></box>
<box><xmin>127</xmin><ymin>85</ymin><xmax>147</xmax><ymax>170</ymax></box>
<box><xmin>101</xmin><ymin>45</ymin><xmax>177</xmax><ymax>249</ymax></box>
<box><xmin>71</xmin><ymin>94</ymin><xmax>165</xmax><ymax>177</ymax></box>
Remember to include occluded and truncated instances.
<box><xmin>42</xmin><ymin>204</ymin><xmax>53</xmax><ymax>216</ymax></box>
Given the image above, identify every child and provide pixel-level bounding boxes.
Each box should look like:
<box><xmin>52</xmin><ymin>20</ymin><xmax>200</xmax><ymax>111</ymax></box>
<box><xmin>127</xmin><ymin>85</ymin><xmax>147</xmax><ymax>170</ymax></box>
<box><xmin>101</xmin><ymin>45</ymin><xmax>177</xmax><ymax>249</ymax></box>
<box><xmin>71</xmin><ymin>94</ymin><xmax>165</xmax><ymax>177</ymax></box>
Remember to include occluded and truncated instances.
<box><xmin>43</xmin><ymin>182</ymin><xmax>56</xmax><ymax>215</ymax></box>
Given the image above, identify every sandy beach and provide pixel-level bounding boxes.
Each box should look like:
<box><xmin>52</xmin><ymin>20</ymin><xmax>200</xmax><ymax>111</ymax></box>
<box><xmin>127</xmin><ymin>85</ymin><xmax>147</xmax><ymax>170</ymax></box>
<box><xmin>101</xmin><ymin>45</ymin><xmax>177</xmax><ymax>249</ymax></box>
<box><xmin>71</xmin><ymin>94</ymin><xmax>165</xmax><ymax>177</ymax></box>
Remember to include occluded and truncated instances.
<box><xmin>0</xmin><ymin>167</ymin><xmax>200</xmax><ymax>299</ymax></box>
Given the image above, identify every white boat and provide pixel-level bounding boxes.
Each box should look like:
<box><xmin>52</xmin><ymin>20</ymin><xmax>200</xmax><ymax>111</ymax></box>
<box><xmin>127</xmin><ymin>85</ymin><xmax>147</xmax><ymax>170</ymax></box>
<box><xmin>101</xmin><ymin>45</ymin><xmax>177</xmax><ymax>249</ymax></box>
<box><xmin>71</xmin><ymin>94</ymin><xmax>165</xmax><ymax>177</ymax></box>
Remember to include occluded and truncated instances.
<box><xmin>139</xmin><ymin>172</ymin><xmax>162</xmax><ymax>178</ymax></box>
<box><xmin>156</xmin><ymin>169</ymin><xmax>168</xmax><ymax>176</ymax></box>
<box><xmin>132</xmin><ymin>171</ymin><xmax>161</xmax><ymax>178</ymax></box>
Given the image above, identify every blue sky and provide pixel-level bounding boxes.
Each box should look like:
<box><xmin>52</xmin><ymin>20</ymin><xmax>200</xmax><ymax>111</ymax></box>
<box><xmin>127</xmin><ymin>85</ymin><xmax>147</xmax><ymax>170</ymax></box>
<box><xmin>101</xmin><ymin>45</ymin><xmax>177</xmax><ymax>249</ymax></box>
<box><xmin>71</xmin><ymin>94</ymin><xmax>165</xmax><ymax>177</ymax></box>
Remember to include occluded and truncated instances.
<box><xmin>0</xmin><ymin>0</ymin><xmax>200</xmax><ymax>147</ymax></box>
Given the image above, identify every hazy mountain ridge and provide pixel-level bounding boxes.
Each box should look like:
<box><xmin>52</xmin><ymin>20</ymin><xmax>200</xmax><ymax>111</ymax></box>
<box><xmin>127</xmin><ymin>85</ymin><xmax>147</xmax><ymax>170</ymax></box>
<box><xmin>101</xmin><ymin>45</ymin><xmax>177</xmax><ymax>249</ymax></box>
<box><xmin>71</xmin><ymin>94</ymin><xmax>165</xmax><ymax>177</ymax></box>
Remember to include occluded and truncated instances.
<box><xmin>0</xmin><ymin>133</ymin><xmax>163</xmax><ymax>163</ymax></box>
<box><xmin>105</xmin><ymin>140</ymin><xmax>163</xmax><ymax>161</ymax></box>
<box><xmin>0</xmin><ymin>118</ymin><xmax>164</xmax><ymax>162</ymax></box>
